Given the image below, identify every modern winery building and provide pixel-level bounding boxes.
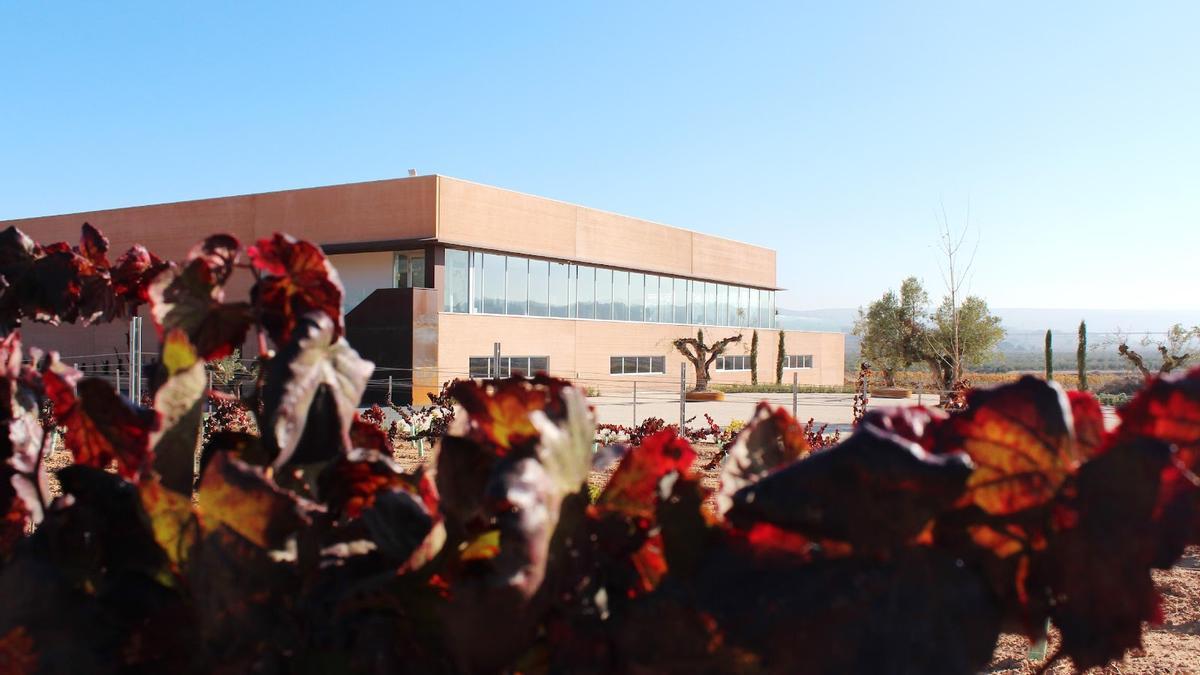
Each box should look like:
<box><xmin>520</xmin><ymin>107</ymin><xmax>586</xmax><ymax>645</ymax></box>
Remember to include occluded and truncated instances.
<box><xmin>2</xmin><ymin>175</ymin><xmax>844</xmax><ymax>402</ymax></box>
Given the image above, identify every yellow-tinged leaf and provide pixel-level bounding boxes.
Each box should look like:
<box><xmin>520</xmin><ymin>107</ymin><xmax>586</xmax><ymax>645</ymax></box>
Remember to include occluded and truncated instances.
<box><xmin>161</xmin><ymin>328</ymin><xmax>199</xmax><ymax>375</ymax></box>
<box><xmin>139</xmin><ymin>478</ymin><xmax>197</xmax><ymax>567</ymax></box>
<box><xmin>951</xmin><ymin>378</ymin><xmax>1078</xmax><ymax>515</ymax></box>
<box><xmin>460</xmin><ymin>529</ymin><xmax>501</xmax><ymax>562</ymax></box>
<box><xmin>197</xmin><ymin>452</ymin><xmax>309</xmax><ymax>550</ymax></box>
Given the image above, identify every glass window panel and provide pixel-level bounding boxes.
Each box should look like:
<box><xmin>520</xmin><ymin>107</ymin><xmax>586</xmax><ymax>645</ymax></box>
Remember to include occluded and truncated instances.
<box><xmin>715</xmin><ymin>356</ymin><xmax>725</xmax><ymax>370</ymax></box>
<box><xmin>637</xmin><ymin>356</ymin><xmax>650</xmax><ymax>374</ymax></box>
<box><xmin>610</xmin><ymin>357</ymin><xmax>622</xmax><ymax>375</ymax></box>
<box><xmin>652</xmin><ymin>356</ymin><xmax>665</xmax><ymax>373</ymax></box>
<box><xmin>576</xmin><ymin>266</ymin><xmax>594</xmax><ymax>319</ymax></box>
<box><xmin>595</xmin><ymin>268</ymin><xmax>613</xmax><ymax>320</ymax></box>
<box><xmin>394</xmin><ymin>255</ymin><xmax>409</xmax><ymax>289</ymax></box>
<box><xmin>505</xmin><ymin>257</ymin><xmax>528</xmax><ymax>315</ymax></box>
<box><xmin>472</xmin><ymin>251</ymin><xmax>483</xmax><ymax>313</ymax></box>
<box><xmin>673</xmin><ymin>278</ymin><xmax>688</xmax><ymax>324</ymax></box>
<box><xmin>528</xmin><ymin>259</ymin><xmax>549</xmax><ymax>316</ymax></box>
<box><xmin>482</xmin><ymin>253</ymin><xmax>505</xmax><ymax>314</ymax></box>
<box><xmin>629</xmin><ymin>273</ymin><xmax>644</xmax><ymax>322</ymax></box>
<box><xmin>444</xmin><ymin>249</ymin><xmax>469</xmax><ymax>313</ymax></box>
<box><xmin>767</xmin><ymin>291</ymin><xmax>775</xmax><ymax>328</ymax></box>
<box><xmin>411</xmin><ymin>255</ymin><xmax>426</xmax><ymax>288</ymax></box>
<box><xmin>747</xmin><ymin>289</ymin><xmax>759</xmax><ymax>327</ymax></box>
<box><xmin>510</xmin><ymin>357</ymin><xmax>530</xmax><ymax>377</ymax></box>
<box><xmin>549</xmin><ymin>262</ymin><xmax>569</xmax><ymax>317</ymax></box>
<box><xmin>469</xmin><ymin>357</ymin><xmax>490</xmax><ymax>378</ymax></box>
<box><xmin>530</xmin><ymin>357</ymin><xmax>548</xmax><ymax>373</ymax></box>
<box><xmin>758</xmin><ymin>290</ymin><xmax>769</xmax><ymax>328</ymax></box>
<box><xmin>612</xmin><ymin>270</ymin><xmax>629</xmax><ymax>321</ymax></box>
<box><xmin>734</xmin><ymin>287</ymin><xmax>747</xmax><ymax>326</ymax></box>
<box><xmin>716</xmin><ymin>284</ymin><xmax>729</xmax><ymax>326</ymax></box>
<box><xmin>644</xmin><ymin>275</ymin><xmax>658</xmax><ymax>322</ymax></box>
<box><xmin>700</xmin><ymin>281</ymin><xmax>710</xmax><ymax>326</ymax></box>
<box><xmin>689</xmin><ymin>281</ymin><xmax>704</xmax><ymax>325</ymax></box>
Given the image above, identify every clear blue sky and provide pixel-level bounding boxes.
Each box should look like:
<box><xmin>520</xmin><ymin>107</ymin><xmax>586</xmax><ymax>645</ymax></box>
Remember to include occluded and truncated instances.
<box><xmin>2</xmin><ymin>2</ymin><xmax>1197</xmax><ymax>311</ymax></box>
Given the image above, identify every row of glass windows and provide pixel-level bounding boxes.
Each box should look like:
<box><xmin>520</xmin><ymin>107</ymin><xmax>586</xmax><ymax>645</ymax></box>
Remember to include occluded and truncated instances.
<box><xmin>716</xmin><ymin>353</ymin><xmax>814</xmax><ymax>371</ymax></box>
<box><xmin>443</xmin><ymin>248</ymin><xmax>775</xmax><ymax>328</ymax></box>
<box><xmin>609</xmin><ymin>356</ymin><xmax>667</xmax><ymax>375</ymax></box>
<box><xmin>467</xmin><ymin>356</ymin><xmax>549</xmax><ymax>379</ymax></box>
<box><xmin>784</xmin><ymin>354</ymin><xmax>814</xmax><ymax>369</ymax></box>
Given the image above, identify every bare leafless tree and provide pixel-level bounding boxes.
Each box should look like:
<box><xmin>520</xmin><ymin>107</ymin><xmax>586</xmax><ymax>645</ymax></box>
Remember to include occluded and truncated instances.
<box><xmin>1115</xmin><ymin>324</ymin><xmax>1200</xmax><ymax>379</ymax></box>
<box><xmin>921</xmin><ymin>203</ymin><xmax>983</xmax><ymax>404</ymax></box>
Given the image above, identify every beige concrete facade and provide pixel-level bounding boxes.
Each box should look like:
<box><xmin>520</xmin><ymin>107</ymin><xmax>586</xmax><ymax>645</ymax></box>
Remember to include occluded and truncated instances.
<box><xmin>434</xmin><ymin>314</ymin><xmax>843</xmax><ymax>389</ymax></box>
<box><xmin>1</xmin><ymin>175</ymin><xmax>843</xmax><ymax>399</ymax></box>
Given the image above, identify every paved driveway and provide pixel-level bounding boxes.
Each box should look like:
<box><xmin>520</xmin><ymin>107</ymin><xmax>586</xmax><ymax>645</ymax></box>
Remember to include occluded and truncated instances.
<box><xmin>587</xmin><ymin>391</ymin><xmax>924</xmax><ymax>432</ymax></box>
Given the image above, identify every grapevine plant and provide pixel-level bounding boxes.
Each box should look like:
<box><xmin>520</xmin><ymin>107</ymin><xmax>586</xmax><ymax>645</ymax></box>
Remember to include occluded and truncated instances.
<box><xmin>0</xmin><ymin>225</ymin><xmax>1198</xmax><ymax>673</ymax></box>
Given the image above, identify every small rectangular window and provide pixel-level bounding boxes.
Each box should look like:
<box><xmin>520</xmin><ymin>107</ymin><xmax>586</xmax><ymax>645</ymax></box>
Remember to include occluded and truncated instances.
<box><xmin>595</xmin><ymin>268</ymin><xmax>613</xmax><ymax>320</ymax></box>
<box><xmin>528</xmin><ymin>259</ymin><xmax>549</xmax><ymax>317</ymax></box>
<box><xmin>674</xmin><ymin>278</ymin><xmax>688</xmax><ymax>324</ymax></box>
<box><xmin>444</xmin><ymin>249</ymin><xmax>470</xmax><ymax>313</ymax></box>
<box><xmin>576</xmin><ymin>266</ymin><xmax>595</xmax><ymax>319</ymax></box>
<box><xmin>469</xmin><ymin>357</ymin><xmax>491</xmax><ymax>378</ymax></box>
<box><xmin>610</xmin><ymin>356</ymin><xmax>622</xmax><ymax>375</ymax></box>
<box><xmin>629</xmin><ymin>273</ymin><xmax>644</xmax><ymax>322</ymax></box>
<box><xmin>482</xmin><ymin>253</ymin><xmax>506</xmax><ymax>314</ymax></box>
<box><xmin>612</xmin><ymin>270</ymin><xmax>629</xmax><ymax>321</ymax></box>
<box><xmin>530</xmin><ymin>357</ymin><xmax>548</xmax><ymax>373</ymax></box>
<box><xmin>784</xmin><ymin>354</ymin><xmax>814</xmax><ymax>369</ymax></box>
<box><xmin>652</xmin><ymin>356</ymin><xmax>665</xmax><ymax>373</ymax></box>
<box><xmin>506</xmin><ymin>257</ymin><xmax>528</xmax><ymax>316</ymax></box>
<box><xmin>549</xmin><ymin>262</ymin><xmax>570</xmax><ymax>318</ymax></box>
<box><xmin>644</xmin><ymin>274</ymin><xmax>659</xmax><ymax>322</ymax></box>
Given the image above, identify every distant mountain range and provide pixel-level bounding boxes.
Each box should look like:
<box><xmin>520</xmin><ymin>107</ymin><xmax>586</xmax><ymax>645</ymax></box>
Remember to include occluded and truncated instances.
<box><xmin>778</xmin><ymin>307</ymin><xmax>1200</xmax><ymax>354</ymax></box>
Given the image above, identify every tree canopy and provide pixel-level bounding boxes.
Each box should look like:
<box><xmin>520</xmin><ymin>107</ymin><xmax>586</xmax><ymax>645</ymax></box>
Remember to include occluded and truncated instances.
<box><xmin>854</xmin><ymin>277</ymin><xmax>1004</xmax><ymax>393</ymax></box>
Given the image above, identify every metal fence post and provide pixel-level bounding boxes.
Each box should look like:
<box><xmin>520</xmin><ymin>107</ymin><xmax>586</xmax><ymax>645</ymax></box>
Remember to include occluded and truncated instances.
<box><xmin>632</xmin><ymin>381</ymin><xmax>637</xmax><ymax>427</ymax></box>
<box><xmin>792</xmin><ymin>372</ymin><xmax>798</xmax><ymax>419</ymax></box>
<box><xmin>388</xmin><ymin>375</ymin><xmax>393</xmax><ymax>404</ymax></box>
<box><xmin>679</xmin><ymin>362</ymin><xmax>687</xmax><ymax>429</ymax></box>
<box><xmin>493</xmin><ymin>342</ymin><xmax>502</xmax><ymax>379</ymax></box>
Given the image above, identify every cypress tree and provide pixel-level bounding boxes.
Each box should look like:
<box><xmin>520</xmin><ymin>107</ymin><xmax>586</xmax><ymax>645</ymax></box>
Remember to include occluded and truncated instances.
<box><xmin>1044</xmin><ymin>330</ymin><xmax>1053</xmax><ymax>381</ymax></box>
<box><xmin>750</xmin><ymin>330</ymin><xmax>759</xmax><ymax>385</ymax></box>
<box><xmin>775</xmin><ymin>330</ymin><xmax>786</xmax><ymax>385</ymax></box>
<box><xmin>1077</xmin><ymin>320</ymin><xmax>1088</xmax><ymax>391</ymax></box>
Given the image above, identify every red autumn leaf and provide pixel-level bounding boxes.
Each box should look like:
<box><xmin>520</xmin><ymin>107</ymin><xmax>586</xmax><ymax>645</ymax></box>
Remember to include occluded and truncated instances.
<box><xmin>78</xmin><ymin>222</ymin><xmax>110</xmax><ymax>267</ymax></box>
<box><xmin>187</xmin><ymin>233</ymin><xmax>241</xmax><ymax>285</ymax></box>
<box><xmin>0</xmin><ymin>626</ymin><xmax>38</xmax><ymax>675</ymax></box>
<box><xmin>1118</xmin><ymin>366</ymin><xmax>1200</xmax><ymax>470</ymax></box>
<box><xmin>1068</xmin><ymin>390</ymin><xmax>1107</xmax><ymax>459</ymax></box>
<box><xmin>42</xmin><ymin>355</ymin><xmax>157</xmax><ymax>479</ymax></box>
<box><xmin>717</xmin><ymin>403</ymin><xmax>808</xmax><ymax>516</ymax></box>
<box><xmin>724</xmin><ymin>422</ymin><xmax>972</xmax><ymax>554</ymax></box>
<box><xmin>112</xmin><ymin>244</ymin><xmax>168</xmax><ymax>302</ymax></box>
<box><xmin>350</xmin><ymin>414</ymin><xmax>393</xmax><ymax>455</ymax></box>
<box><xmin>320</xmin><ymin>448</ymin><xmax>409</xmax><ymax>520</ymax></box>
<box><xmin>597</xmin><ymin>430</ymin><xmax>695</xmax><ymax>520</ymax></box>
<box><xmin>946</xmin><ymin>376</ymin><xmax>1080</xmax><ymax>515</ymax></box>
<box><xmin>248</xmin><ymin>234</ymin><xmax>344</xmax><ymax>345</ymax></box>
<box><xmin>448</xmin><ymin>377</ymin><xmax>560</xmax><ymax>456</ymax></box>
<box><xmin>1116</xmin><ymin>366</ymin><xmax>1200</xmax><ymax>551</ymax></box>
<box><xmin>148</xmin><ymin>258</ymin><xmax>253</xmax><ymax>360</ymax></box>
